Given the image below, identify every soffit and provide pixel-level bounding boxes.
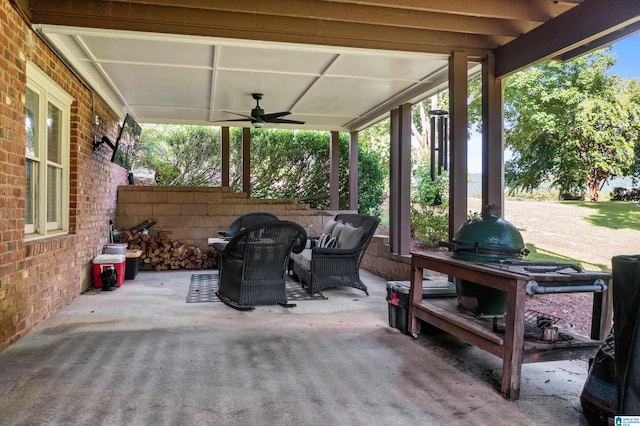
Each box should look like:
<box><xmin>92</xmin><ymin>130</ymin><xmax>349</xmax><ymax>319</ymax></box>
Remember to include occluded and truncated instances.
<box><xmin>26</xmin><ymin>0</ymin><xmax>640</xmax><ymax>131</ymax></box>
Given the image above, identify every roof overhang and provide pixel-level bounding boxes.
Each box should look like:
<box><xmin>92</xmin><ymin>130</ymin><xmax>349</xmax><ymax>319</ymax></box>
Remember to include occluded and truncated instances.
<box><xmin>21</xmin><ymin>0</ymin><xmax>640</xmax><ymax>130</ymax></box>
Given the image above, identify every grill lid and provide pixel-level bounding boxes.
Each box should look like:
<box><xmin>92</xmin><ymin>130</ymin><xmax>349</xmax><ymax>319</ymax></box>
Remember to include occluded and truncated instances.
<box><xmin>447</xmin><ymin>206</ymin><xmax>527</xmax><ymax>261</ymax></box>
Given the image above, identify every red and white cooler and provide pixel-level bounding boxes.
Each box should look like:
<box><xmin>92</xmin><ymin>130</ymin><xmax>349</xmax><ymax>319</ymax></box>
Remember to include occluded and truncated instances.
<box><xmin>93</xmin><ymin>254</ymin><xmax>126</xmax><ymax>288</ymax></box>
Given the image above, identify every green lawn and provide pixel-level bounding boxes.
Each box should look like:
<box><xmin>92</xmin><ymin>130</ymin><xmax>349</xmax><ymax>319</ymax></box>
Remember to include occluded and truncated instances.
<box><xmin>382</xmin><ymin>199</ymin><xmax>639</xmax><ymax>272</ymax></box>
<box><xmin>524</xmin><ymin>243</ymin><xmax>609</xmax><ymax>271</ymax></box>
<box><xmin>571</xmin><ymin>200</ymin><xmax>640</xmax><ymax>230</ymax></box>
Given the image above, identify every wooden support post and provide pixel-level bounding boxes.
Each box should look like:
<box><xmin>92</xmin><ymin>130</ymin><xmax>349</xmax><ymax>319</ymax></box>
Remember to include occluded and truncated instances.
<box><xmin>398</xmin><ymin>103</ymin><xmax>412</xmax><ymax>255</ymax></box>
<box><xmin>349</xmin><ymin>131</ymin><xmax>359</xmax><ymax>211</ymax></box>
<box><xmin>329</xmin><ymin>130</ymin><xmax>340</xmax><ymax>210</ymax></box>
<box><xmin>389</xmin><ymin>108</ymin><xmax>400</xmax><ymax>253</ymax></box>
<box><xmin>482</xmin><ymin>54</ymin><xmax>505</xmax><ymax>214</ymax></box>
<box><xmin>221</xmin><ymin>126</ymin><xmax>230</xmax><ymax>187</ymax></box>
<box><xmin>448</xmin><ymin>51</ymin><xmax>469</xmax><ymax>239</ymax></box>
<box><xmin>242</xmin><ymin>127</ymin><xmax>251</xmax><ymax>195</ymax></box>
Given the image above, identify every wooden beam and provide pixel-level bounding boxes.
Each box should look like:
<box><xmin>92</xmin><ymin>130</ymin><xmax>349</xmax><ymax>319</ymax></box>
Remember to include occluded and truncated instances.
<box><xmin>495</xmin><ymin>0</ymin><xmax>640</xmax><ymax>77</ymax></box>
<box><xmin>28</xmin><ymin>1</ymin><xmax>501</xmax><ymax>55</ymax></box>
<box><xmin>102</xmin><ymin>0</ymin><xmax>536</xmax><ymax>37</ymax></box>
<box><xmin>558</xmin><ymin>21</ymin><xmax>640</xmax><ymax>61</ymax></box>
<box><xmin>321</xmin><ymin>0</ymin><xmax>576</xmax><ymax>21</ymax></box>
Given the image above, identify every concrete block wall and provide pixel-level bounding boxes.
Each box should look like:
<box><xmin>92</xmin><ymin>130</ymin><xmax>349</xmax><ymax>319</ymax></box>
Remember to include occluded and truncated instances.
<box><xmin>0</xmin><ymin>0</ymin><xmax>128</xmax><ymax>350</ymax></box>
<box><xmin>361</xmin><ymin>235</ymin><xmax>412</xmax><ymax>281</ymax></box>
<box><xmin>114</xmin><ymin>186</ymin><xmax>337</xmax><ymax>248</ymax></box>
<box><xmin>114</xmin><ymin>186</ymin><xmax>411</xmax><ymax>283</ymax></box>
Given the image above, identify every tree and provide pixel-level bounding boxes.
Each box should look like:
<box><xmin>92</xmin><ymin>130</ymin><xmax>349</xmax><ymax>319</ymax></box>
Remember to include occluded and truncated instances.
<box><xmin>469</xmin><ymin>49</ymin><xmax>640</xmax><ymax>201</ymax></box>
<box><xmin>138</xmin><ymin>126</ymin><xmax>386</xmax><ymax>214</ymax></box>
<box><xmin>138</xmin><ymin>125</ymin><xmax>222</xmax><ymax>186</ymax></box>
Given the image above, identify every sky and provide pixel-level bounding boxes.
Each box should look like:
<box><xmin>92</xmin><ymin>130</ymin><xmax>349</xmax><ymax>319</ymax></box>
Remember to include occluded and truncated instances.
<box><xmin>467</xmin><ymin>33</ymin><xmax>640</xmax><ymax>173</ymax></box>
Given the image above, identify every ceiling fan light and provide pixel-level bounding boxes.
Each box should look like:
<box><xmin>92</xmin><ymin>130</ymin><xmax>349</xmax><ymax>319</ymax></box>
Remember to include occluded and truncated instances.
<box><xmin>253</xmin><ymin>121</ymin><xmax>264</xmax><ymax>128</ymax></box>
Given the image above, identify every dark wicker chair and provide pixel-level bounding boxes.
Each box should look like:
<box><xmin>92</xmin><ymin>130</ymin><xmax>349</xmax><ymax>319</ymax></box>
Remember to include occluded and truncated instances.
<box><xmin>290</xmin><ymin>213</ymin><xmax>380</xmax><ymax>296</ymax></box>
<box><xmin>216</xmin><ymin>220</ymin><xmax>307</xmax><ymax>310</ymax></box>
<box><xmin>218</xmin><ymin>212</ymin><xmax>278</xmax><ymax>238</ymax></box>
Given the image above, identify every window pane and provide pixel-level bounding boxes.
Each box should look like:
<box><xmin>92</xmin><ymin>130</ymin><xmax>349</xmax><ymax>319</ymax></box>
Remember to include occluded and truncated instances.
<box><xmin>25</xmin><ymin>159</ymin><xmax>38</xmax><ymax>227</ymax></box>
<box><xmin>26</xmin><ymin>89</ymin><xmax>39</xmax><ymax>157</ymax></box>
<box><xmin>47</xmin><ymin>102</ymin><xmax>62</xmax><ymax>164</ymax></box>
<box><xmin>47</xmin><ymin>165</ymin><xmax>59</xmax><ymax>224</ymax></box>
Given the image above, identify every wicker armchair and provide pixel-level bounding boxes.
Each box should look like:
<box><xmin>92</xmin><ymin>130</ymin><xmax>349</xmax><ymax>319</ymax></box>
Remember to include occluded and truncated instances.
<box><xmin>218</xmin><ymin>212</ymin><xmax>278</xmax><ymax>238</ymax></box>
<box><xmin>216</xmin><ymin>220</ymin><xmax>307</xmax><ymax>310</ymax></box>
<box><xmin>290</xmin><ymin>213</ymin><xmax>380</xmax><ymax>295</ymax></box>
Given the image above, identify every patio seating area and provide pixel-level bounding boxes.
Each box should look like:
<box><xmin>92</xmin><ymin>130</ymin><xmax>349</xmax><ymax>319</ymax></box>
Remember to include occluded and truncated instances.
<box><xmin>0</xmin><ymin>268</ymin><xmax>595</xmax><ymax>425</ymax></box>
<box><xmin>290</xmin><ymin>213</ymin><xmax>381</xmax><ymax>295</ymax></box>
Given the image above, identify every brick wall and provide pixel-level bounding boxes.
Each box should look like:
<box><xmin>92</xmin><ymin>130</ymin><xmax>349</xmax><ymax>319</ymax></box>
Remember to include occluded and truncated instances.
<box><xmin>0</xmin><ymin>0</ymin><xmax>128</xmax><ymax>350</ymax></box>
<box><xmin>0</xmin><ymin>0</ymin><xmax>405</xmax><ymax>351</ymax></box>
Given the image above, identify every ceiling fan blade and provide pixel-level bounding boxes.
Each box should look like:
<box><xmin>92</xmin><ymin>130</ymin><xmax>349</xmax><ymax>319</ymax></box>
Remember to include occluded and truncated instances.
<box><xmin>270</xmin><ymin>118</ymin><xmax>306</xmax><ymax>125</ymax></box>
<box><xmin>260</xmin><ymin>111</ymin><xmax>291</xmax><ymax>121</ymax></box>
<box><xmin>222</xmin><ymin>111</ymin><xmax>255</xmax><ymax>120</ymax></box>
<box><xmin>212</xmin><ymin>117</ymin><xmax>251</xmax><ymax>122</ymax></box>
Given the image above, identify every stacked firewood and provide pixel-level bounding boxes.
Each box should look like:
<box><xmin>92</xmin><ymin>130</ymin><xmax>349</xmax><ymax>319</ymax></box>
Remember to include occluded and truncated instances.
<box><xmin>119</xmin><ymin>219</ymin><xmax>217</xmax><ymax>271</ymax></box>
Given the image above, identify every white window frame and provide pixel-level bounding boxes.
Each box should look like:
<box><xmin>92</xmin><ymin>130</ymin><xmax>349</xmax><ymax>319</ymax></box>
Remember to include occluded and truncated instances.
<box><xmin>25</xmin><ymin>62</ymin><xmax>73</xmax><ymax>239</ymax></box>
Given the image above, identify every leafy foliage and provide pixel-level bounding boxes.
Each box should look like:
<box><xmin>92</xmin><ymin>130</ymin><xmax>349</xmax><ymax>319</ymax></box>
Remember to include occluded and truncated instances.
<box><xmin>138</xmin><ymin>125</ymin><xmax>222</xmax><ymax>186</ymax></box>
<box><xmin>412</xmin><ymin>161</ymin><xmax>449</xmax><ymax>207</ymax></box>
<box><xmin>410</xmin><ymin>205</ymin><xmax>449</xmax><ymax>247</ymax></box>
<box><xmin>469</xmin><ymin>49</ymin><xmax>640</xmax><ymax>201</ymax></box>
<box><xmin>137</xmin><ymin>126</ymin><xmax>386</xmax><ymax>214</ymax></box>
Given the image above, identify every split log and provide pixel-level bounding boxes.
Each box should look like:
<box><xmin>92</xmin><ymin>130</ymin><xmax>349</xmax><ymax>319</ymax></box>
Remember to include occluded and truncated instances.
<box><xmin>119</xmin><ymin>229</ymin><xmax>217</xmax><ymax>271</ymax></box>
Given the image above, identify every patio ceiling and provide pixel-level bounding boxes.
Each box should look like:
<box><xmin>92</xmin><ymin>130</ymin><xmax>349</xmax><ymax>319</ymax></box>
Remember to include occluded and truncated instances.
<box><xmin>22</xmin><ymin>0</ymin><xmax>640</xmax><ymax>131</ymax></box>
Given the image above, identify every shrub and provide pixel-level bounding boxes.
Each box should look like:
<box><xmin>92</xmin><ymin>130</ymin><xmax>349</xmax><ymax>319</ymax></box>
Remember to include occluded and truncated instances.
<box><xmin>610</xmin><ymin>187</ymin><xmax>640</xmax><ymax>201</ymax></box>
<box><xmin>410</xmin><ymin>204</ymin><xmax>449</xmax><ymax>247</ymax></box>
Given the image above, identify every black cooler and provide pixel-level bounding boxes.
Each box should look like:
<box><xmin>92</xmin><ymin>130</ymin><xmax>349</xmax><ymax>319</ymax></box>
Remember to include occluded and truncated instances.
<box><xmin>386</xmin><ymin>280</ymin><xmax>456</xmax><ymax>334</ymax></box>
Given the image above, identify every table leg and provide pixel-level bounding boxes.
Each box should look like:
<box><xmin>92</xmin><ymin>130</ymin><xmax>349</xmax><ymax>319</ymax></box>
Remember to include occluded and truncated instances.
<box><xmin>500</xmin><ymin>279</ymin><xmax>527</xmax><ymax>400</ymax></box>
<box><xmin>408</xmin><ymin>263</ymin><xmax>424</xmax><ymax>336</ymax></box>
<box><xmin>591</xmin><ymin>278</ymin><xmax>613</xmax><ymax>341</ymax></box>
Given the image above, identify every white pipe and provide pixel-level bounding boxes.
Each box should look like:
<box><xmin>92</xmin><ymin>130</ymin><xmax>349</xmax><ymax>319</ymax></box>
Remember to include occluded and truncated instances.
<box><xmin>525</xmin><ymin>279</ymin><xmax>607</xmax><ymax>296</ymax></box>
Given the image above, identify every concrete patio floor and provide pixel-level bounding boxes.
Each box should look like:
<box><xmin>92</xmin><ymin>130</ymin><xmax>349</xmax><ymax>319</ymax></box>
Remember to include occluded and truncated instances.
<box><xmin>0</xmin><ymin>269</ymin><xmax>594</xmax><ymax>425</ymax></box>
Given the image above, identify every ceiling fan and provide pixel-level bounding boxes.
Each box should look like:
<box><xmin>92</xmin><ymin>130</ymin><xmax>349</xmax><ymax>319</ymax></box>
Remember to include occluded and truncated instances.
<box><xmin>217</xmin><ymin>93</ymin><xmax>305</xmax><ymax>128</ymax></box>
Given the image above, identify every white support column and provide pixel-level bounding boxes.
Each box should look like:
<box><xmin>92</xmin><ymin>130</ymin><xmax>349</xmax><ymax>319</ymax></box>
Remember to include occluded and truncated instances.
<box><xmin>482</xmin><ymin>53</ymin><xmax>505</xmax><ymax>215</ymax></box>
<box><xmin>448</xmin><ymin>51</ymin><xmax>468</xmax><ymax>240</ymax></box>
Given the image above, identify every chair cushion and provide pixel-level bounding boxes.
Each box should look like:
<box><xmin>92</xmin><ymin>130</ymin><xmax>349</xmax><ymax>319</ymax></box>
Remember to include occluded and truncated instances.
<box><xmin>291</xmin><ymin>249</ymin><xmax>312</xmax><ymax>271</ymax></box>
<box><xmin>336</xmin><ymin>223</ymin><xmax>365</xmax><ymax>249</ymax></box>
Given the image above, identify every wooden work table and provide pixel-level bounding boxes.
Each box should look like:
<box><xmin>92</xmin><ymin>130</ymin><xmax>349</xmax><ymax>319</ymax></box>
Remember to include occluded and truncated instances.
<box><xmin>408</xmin><ymin>251</ymin><xmax>612</xmax><ymax>400</ymax></box>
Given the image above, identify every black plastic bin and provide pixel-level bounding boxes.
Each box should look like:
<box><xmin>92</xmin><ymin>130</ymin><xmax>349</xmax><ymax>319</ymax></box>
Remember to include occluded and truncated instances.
<box><xmin>386</xmin><ymin>280</ymin><xmax>456</xmax><ymax>335</ymax></box>
<box><xmin>125</xmin><ymin>250</ymin><xmax>142</xmax><ymax>280</ymax></box>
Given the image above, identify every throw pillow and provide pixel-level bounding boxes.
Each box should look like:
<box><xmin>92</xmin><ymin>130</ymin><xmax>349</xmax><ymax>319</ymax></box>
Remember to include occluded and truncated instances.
<box><xmin>317</xmin><ymin>233</ymin><xmax>337</xmax><ymax>248</ymax></box>
<box><xmin>331</xmin><ymin>221</ymin><xmax>345</xmax><ymax>240</ymax></box>
<box><xmin>322</xmin><ymin>219</ymin><xmax>340</xmax><ymax>235</ymax></box>
<box><xmin>336</xmin><ymin>223</ymin><xmax>365</xmax><ymax>249</ymax></box>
